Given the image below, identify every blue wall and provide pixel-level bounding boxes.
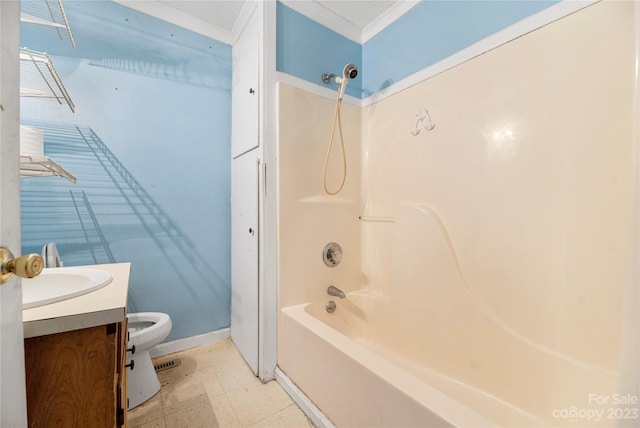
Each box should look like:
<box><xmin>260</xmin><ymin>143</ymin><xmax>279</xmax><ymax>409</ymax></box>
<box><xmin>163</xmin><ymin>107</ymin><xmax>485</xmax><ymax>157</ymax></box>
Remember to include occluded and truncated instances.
<box><xmin>277</xmin><ymin>0</ymin><xmax>559</xmax><ymax>98</ymax></box>
<box><xmin>276</xmin><ymin>2</ymin><xmax>362</xmax><ymax>98</ymax></box>
<box><xmin>20</xmin><ymin>1</ymin><xmax>232</xmax><ymax>341</ymax></box>
<box><xmin>362</xmin><ymin>0</ymin><xmax>558</xmax><ymax>96</ymax></box>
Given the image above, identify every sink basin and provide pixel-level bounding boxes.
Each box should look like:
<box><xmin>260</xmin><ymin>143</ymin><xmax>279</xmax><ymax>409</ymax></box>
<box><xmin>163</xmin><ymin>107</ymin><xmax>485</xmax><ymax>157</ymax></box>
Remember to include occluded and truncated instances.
<box><xmin>22</xmin><ymin>267</ymin><xmax>113</xmax><ymax>309</ymax></box>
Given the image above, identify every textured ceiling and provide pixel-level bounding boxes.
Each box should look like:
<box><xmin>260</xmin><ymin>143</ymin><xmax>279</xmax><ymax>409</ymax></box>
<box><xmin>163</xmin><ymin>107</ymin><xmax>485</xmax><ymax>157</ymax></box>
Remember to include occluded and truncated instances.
<box><xmin>158</xmin><ymin>0</ymin><xmax>246</xmax><ymax>32</ymax></box>
<box><xmin>158</xmin><ymin>0</ymin><xmax>401</xmax><ymax>34</ymax></box>
<box><xmin>314</xmin><ymin>0</ymin><xmax>397</xmax><ymax>28</ymax></box>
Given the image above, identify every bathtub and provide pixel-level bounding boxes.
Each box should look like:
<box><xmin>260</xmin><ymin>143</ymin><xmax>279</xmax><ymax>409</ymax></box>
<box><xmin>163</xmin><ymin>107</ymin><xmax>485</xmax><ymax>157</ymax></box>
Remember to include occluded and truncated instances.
<box><xmin>279</xmin><ymin>290</ymin><xmax>618</xmax><ymax>427</ymax></box>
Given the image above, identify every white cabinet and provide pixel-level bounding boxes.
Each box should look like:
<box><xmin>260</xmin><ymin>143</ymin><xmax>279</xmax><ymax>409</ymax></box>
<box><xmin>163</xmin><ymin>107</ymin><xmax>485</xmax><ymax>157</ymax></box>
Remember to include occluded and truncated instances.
<box><xmin>230</xmin><ymin>6</ymin><xmax>261</xmax><ymax>374</ymax></box>
<box><xmin>231</xmin><ymin>151</ymin><xmax>259</xmax><ymax>374</ymax></box>
<box><xmin>231</xmin><ymin>9</ymin><xmax>260</xmax><ymax>159</ymax></box>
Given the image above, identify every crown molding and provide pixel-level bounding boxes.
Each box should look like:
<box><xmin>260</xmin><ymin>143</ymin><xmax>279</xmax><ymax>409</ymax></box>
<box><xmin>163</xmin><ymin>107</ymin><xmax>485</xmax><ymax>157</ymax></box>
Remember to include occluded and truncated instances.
<box><xmin>232</xmin><ymin>0</ymin><xmax>260</xmax><ymax>43</ymax></box>
<box><xmin>112</xmin><ymin>0</ymin><xmax>233</xmax><ymax>45</ymax></box>
<box><xmin>279</xmin><ymin>0</ymin><xmax>362</xmax><ymax>44</ymax></box>
<box><xmin>362</xmin><ymin>0</ymin><xmax>421</xmax><ymax>43</ymax></box>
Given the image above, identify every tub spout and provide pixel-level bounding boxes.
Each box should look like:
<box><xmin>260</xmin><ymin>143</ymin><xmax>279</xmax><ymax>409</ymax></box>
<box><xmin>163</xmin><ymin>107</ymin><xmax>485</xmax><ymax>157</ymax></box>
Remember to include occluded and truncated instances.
<box><xmin>327</xmin><ymin>285</ymin><xmax>346</xmax><ymax>299</ymax></box>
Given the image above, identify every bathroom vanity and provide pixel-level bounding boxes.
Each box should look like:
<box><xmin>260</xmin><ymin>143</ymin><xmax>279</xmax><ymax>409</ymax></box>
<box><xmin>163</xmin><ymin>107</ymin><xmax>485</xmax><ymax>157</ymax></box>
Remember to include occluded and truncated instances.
<box><xmin>22</xmin><ymin>263</ymin><xmax>130</xmax><ymax>427</ymax></box>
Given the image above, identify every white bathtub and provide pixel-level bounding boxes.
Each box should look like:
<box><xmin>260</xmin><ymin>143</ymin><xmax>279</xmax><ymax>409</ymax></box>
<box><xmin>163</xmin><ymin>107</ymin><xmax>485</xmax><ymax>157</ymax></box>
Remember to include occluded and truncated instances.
<box><xmin>279</xmin><ymin>291</ymin><xmax>618</xmax><ymax>427</ymax></box>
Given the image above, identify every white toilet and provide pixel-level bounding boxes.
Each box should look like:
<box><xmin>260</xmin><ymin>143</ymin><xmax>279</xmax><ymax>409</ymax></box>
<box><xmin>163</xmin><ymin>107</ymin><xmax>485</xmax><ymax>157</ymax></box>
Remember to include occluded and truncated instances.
<box><xmin>127</xmin><ymin>312</ymin><xmax>172</xmax><ymax>409</ymax></box>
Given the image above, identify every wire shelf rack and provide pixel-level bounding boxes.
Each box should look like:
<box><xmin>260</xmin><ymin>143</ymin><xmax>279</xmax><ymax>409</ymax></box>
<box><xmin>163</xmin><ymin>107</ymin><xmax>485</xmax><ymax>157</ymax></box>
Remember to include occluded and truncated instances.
<box><xmin>19</xmin><ymin>1</ymin><xmax>77</xmax><ymax>181</ymax></box>
<box><xmin>20</xmin><ymin>155</ymin><xmax>77</xmax><ymax>183</ymax></box>
<box><xmin>20</xmin><ymin>0</ymin><xmax>76</xmax><ymax>48</ymax></box>
<box><xmin>20</xmin><ymin>47</ymin><xmax>75</xmax><ymax>112</ymax></box>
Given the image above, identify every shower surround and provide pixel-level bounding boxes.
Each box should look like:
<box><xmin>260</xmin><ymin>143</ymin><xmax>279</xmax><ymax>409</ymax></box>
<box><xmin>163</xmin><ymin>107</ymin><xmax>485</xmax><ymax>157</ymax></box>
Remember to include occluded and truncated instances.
<box><xmin>278</xmin><ymin>1</ymin><xmax>638</xmax><ymax>426</ymax></box>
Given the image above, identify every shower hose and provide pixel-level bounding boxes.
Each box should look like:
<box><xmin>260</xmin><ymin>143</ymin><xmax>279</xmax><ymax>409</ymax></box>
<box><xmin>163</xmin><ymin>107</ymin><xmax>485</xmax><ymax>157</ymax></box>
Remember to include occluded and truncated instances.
<box><xmin>323</xmin><ymin>92</ymin><xmax>347</xmax><ymax>195</ymax></box>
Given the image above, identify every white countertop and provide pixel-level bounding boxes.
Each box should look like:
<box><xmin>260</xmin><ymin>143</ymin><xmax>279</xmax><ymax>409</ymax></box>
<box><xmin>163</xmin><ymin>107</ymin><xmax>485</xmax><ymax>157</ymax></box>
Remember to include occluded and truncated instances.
<box><xmin>23</xmin><ymin>262</ymin><xmax>131</xmax><ymax>338</ymax></box>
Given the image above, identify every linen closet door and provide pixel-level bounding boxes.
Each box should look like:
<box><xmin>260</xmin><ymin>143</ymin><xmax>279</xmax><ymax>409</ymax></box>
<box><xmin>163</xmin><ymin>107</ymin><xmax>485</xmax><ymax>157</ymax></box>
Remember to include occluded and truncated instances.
<box><xmin>230</xmin><ymin>7</ymin><xmax>260</xmax><ymax>375</ymax></box>
<box><xmin>231</xmin><ymin>152</ymin><xmax>259</xmax><ymax>374</ymax></box>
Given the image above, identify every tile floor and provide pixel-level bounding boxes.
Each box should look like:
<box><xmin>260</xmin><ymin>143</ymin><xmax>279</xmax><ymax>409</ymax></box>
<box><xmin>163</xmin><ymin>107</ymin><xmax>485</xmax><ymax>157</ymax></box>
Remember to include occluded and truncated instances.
<box><xmin>127</xmin><ymin>339</ymin><xmax>312</xmax><ymax>428</ymax></box>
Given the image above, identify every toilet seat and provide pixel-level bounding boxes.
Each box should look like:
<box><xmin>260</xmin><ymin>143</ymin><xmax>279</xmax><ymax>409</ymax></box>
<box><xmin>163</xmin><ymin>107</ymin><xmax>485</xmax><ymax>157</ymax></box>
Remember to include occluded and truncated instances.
<box><xmin>128</xmin><ymin>312</ymin><xmax>171</xmax><ymax>350</ymax></box>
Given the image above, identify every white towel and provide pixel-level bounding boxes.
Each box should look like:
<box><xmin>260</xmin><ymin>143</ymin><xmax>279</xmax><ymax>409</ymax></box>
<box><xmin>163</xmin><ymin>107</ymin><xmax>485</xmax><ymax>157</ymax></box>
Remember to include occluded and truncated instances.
<box><xmin>20</xmin><ymin>125</ymin><xmax>44</xmax><ymax>157</ymax></box>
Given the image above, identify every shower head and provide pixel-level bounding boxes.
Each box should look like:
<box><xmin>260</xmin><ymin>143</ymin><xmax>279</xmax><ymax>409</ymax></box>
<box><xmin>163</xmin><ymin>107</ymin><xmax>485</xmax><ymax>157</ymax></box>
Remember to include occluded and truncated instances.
<box><xmin>335</xmin><ymin>63</ymin><xmax>358</xmax><ymax>100</ymax></box>
<box><xmin>343</xmin><ymin>63</ymin><xmax>358</xmax><ymax>80</ymax></box>
<box><xmin>322</xmin><ymin>63</ymin><xmax>358</xmax><ymax>85</ymax></box>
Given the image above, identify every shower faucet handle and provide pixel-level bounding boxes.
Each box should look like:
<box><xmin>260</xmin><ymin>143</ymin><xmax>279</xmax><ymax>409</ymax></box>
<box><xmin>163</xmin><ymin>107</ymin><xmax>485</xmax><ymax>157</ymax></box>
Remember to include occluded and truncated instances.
<box><xmin>323</xmin><ymin>242</ymin><xmax>343</xmax><ymax>267</ymax></box>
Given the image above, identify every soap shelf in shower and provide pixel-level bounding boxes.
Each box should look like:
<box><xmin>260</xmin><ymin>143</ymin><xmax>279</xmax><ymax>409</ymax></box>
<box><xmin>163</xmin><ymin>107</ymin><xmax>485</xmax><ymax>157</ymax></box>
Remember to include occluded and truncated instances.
<box><xmin>20</xmin><ymin>48</ymin><xmax>76</xmax><ymax>112</ymax></box>
<box><xmin>358</xmin><ymin>215</ymin><xmax>395</xmax><ymax>223</ymax></box>
<box><xmin>20</xmin><ymin>0</ymin><xmax>76</xmax><ymax>48</ymax></box>
<box><xmin>20</xmin><ymin>155</ymin><xmax>77</xmax><ymax>183</ymax></box>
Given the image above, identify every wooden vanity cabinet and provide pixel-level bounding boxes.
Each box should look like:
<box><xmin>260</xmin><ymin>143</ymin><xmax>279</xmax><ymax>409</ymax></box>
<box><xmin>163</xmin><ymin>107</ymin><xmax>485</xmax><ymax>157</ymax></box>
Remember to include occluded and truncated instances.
<box><xmin>24</xmin><ymin>320</ymin><xmax>128</xmax><ymax>427</ymax></box>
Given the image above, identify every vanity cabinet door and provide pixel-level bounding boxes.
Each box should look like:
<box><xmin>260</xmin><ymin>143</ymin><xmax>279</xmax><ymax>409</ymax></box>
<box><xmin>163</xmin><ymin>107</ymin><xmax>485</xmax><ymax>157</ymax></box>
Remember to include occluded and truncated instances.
<box><xmin>116</xmin><ymin>320</ymin><xmax>128</xmax><ymax>427</ymax></box>
<box><xmin>24</xmin><ymin>323</ymin><xmax>125</xmax><ymax>427</ymax></box>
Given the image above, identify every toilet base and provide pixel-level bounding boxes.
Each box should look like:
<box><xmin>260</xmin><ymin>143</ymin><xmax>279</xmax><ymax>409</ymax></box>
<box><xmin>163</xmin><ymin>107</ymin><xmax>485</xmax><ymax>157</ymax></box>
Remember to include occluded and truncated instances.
<box><xmin>127</xmin><ymin>349</ymin><xmax>161</xmax><ymax>410</ymax></box>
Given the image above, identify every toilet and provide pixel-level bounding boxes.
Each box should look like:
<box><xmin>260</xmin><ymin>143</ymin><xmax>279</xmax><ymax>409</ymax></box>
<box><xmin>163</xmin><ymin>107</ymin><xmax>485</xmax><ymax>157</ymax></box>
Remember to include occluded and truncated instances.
<box><xmin>127</xmin><ymin>312</ymin><xmax>172</xmax><ymax>409</ymax></box>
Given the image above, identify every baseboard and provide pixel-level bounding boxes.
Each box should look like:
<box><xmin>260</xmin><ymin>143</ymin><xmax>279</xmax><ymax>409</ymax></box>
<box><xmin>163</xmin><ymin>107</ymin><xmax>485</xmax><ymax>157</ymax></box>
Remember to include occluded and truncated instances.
<box><xmin>275</xmin><ymin>367</ymin><xmax>335</xmax><ymax>428</ymax></box>
<box><xmin>149</xmin><ymin>327</ymin><xmax>230</xmax><ymax>358</ymax></box>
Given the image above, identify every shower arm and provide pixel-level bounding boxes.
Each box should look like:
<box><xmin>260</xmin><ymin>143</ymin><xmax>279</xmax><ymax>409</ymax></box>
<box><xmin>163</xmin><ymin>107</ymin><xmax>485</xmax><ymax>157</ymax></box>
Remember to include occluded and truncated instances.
<box><xmin>322</xmin><ymin>73</ymin><xmax>337</xmax><ymax>84</ymax></box>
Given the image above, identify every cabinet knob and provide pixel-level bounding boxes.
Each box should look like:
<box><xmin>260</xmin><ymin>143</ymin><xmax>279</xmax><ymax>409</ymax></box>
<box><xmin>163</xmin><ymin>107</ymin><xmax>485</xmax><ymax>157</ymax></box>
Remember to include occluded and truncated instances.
<box><xmin>125</xmin><ymin>360</ymin><xmax>135</xmax><ymax>371</ymax></box>
<box><xmin>126</xmin><ymin>345</ymin><xmax>136</xmax><ymax>355</ymax></box>
<box><xmin>249</xmin><ymin>88</ymin><xmax>255</xmax><ymax>94</ymax></box>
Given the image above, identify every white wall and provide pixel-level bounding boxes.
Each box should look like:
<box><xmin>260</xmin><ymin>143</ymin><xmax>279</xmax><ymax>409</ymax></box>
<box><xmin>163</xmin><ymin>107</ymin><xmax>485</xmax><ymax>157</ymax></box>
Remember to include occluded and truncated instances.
<box><xmin>277</xmin><ymin>83</ymin><xmax>362</xmax><ymax>309</ymax></box>
<box><xmin>362</xmin><ymin>0</ymin><xmax>633</xmax><ymax>372</ymax></box>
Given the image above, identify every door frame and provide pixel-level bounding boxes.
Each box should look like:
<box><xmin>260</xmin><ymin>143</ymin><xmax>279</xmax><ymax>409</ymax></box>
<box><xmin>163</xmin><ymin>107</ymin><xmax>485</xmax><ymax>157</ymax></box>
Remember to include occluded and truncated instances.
<box><xmin>257</xmin><ymin>0</ymin><xmax>278</xmax><ymax>382</ymax></box>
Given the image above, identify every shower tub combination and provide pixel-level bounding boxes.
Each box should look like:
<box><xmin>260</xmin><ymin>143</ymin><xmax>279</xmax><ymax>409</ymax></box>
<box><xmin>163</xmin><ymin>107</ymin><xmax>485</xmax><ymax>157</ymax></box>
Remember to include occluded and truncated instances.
<box><xmin>277</xmin><ymin>1</ymin><xmax>635</xmax><ymax>426</ymax></box>
<box><xmin>278</xmin><ymin>206</ymin><xmax>620</xmax><ymax>427</ymax></box>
